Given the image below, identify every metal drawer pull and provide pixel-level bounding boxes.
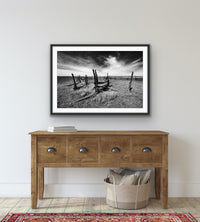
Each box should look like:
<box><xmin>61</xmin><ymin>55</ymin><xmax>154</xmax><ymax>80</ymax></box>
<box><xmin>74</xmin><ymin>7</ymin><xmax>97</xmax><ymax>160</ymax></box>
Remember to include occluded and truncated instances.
<box><xmin>142</xmin><ymin>147</ymin><xmax>152</xmax><ymax>152</ymax></box>
<box><xmin>79</xmin><ymin>147</ymin><xmax>88</xmax><ymax>153</ymax></box>
<box><xmin>111</xmin><ymin>147</ymin><xmax>121</xmax><ymax>152</ymax></box>
<box><xmin>47</xmin><ymin>147</ymin><xmax>57</xmax><ymax>152</ymax></box>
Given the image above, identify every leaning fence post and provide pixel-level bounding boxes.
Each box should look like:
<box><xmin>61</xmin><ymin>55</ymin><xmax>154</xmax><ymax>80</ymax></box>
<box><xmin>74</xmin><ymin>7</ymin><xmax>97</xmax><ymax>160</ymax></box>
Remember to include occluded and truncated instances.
<box><xmin>92</xmin><ymin>69</ymin><xmax>96</xmax><ymax>84</ymax></box>
<box><xmin>129</xmin><ymin>72</ymin><xmax>134</xmax><ymax>91</ymax></box>
<box><xmin>95</xmin><ymin>70</ymin><xmax>99</xmax><ymax>83</ymax></box>
<box><xmin>72</xmin><ymin>73</ymin><xmax>77</xmax><ymax>90</ymax></box>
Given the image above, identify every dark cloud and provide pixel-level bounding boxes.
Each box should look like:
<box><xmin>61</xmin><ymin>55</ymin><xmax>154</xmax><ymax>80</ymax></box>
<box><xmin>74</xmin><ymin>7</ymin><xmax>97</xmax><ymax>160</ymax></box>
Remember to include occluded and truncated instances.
<box><xmin>57</xmin><ymin>51</ymin><xmax>143</xmax><ymax>77</ymax></box>
<box><xmin>58</xmin><ymin>51</ymin><xmax>142</xmax><ymax>68</ymax></box>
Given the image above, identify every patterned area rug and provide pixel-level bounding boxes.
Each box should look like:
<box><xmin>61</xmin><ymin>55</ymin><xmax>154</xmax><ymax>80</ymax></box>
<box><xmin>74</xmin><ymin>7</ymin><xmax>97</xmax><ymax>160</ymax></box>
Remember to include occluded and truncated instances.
<box><xmin>1</xmin><ymin>213</ymin><xmax>198</xmax><ymax>222</ymax></box>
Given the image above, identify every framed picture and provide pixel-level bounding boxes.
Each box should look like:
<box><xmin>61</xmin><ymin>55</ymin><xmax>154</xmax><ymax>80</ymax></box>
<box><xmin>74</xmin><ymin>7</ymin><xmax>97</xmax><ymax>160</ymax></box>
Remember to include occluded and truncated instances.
<box><xmin>51</xmin><ymin>44</ymin><xmax>149</xmax><ymax>114</ymax></box>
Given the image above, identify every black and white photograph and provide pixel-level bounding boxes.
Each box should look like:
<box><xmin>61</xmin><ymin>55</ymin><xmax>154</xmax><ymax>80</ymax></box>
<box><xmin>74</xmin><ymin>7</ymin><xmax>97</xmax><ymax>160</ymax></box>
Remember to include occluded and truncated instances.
<box><xmin>51</xmin><ymin>45</ymin><xmax>149</xmax><ymax>114</ymax></box>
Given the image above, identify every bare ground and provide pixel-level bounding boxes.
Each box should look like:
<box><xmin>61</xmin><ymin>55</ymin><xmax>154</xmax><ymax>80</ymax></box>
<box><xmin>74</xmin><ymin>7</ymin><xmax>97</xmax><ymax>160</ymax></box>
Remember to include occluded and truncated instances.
<box><xmin>57</xmin><ymin>78</ymin><xmax>143</xmax><ymax>108</ymax></box>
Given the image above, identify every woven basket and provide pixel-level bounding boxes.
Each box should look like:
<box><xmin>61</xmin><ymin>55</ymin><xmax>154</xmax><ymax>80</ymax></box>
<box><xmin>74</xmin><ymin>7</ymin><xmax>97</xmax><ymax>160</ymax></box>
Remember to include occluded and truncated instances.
<box><xmin>104</xmin><ymin>178</ymin><xmax>150</xmax><ymax>210</ymax></box>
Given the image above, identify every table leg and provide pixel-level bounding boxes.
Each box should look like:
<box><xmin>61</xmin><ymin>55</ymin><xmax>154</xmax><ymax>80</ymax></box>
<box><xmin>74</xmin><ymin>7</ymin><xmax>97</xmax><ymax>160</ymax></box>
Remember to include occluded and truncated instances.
<box><xmin>161</xmin><ymin>168</ymin><xmax>168</xmax><ymax>208</ymax></box>
<box><xmin>38</xmin><ymin>167</ymin><xmax>44</xmax><ymax>200</ymax></box>
<box><xmin>31</xmin><ymin>135</ymin><xmax>38</xmax><ymax>209</ymax></box>
<box><xmin>155</xmin><ymin>168</ymin><xmax>161</xmax><ymax>199</ymax></box>
<box><xmin>161</xmin><ymin>135</ymin><xmax>168</xmax><ymax>209</ymax></box>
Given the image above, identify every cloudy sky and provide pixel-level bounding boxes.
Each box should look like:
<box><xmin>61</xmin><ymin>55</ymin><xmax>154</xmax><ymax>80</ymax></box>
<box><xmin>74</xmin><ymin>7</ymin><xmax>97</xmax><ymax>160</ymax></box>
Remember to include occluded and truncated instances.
<box><xmin>57</xmin><ymin>51</ymin><xmax>143</xmax><ymax>77</ymax></box>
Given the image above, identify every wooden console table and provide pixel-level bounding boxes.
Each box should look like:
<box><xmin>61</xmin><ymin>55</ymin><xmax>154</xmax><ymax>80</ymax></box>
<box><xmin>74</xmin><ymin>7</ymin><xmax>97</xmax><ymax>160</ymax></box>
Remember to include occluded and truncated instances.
<box><xmin>29</xmin><ymin>130</ymin><xmax>168</xmax><ymax>209</ymax></box>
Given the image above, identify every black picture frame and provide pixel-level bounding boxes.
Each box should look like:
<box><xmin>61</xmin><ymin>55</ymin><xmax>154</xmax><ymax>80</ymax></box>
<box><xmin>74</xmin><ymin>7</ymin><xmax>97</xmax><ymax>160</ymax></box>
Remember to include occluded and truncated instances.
<box><xmin>51</xmin><ymin>44</ymin><xmax>150</xmax><ymax>114</ymax></box>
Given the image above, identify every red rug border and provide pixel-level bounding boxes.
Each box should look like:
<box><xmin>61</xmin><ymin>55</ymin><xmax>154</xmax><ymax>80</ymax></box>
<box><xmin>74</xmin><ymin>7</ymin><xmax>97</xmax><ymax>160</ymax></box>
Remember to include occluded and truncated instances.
<box><xmin>1</xmin><ymin>212</ymin><xmax>198</xmax><ymax>222</ymax></box>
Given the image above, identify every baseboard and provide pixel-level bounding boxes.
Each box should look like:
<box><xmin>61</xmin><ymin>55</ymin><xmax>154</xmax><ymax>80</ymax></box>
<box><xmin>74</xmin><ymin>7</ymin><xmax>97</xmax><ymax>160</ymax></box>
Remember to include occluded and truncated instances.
<box><xmin>0</xmin><ymin>184</ymin><xmax>30</xmax><ymax>197</ymax></box>
<box><xmin>169</xmin><ymin>182</ymin><xmax>200</xmax><ymax>197</ymax></box>
<box><xmin>0</xmin><ymin>182</ymin><xmax>200</xmax><ymax>197</ymax></box>
<box><xmin>44</xmin><ymin>183</ymin><xmax>106</xmax><ymax>198</ymax></box>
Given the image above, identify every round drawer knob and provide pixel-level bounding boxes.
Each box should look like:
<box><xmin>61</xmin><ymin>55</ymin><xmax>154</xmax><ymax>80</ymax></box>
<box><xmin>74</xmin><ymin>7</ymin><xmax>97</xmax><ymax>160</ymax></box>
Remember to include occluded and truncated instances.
<box><xmin>111</xmin><ymin>147</ymin><xmax>121</xmax><ymax>152</ymax></box>
<box><xmin>47</xmin><ymin>147</ymin><xmax>57</xmax><ymax>152</ymax></box>
<box><xmin>142</xmin><ymin>147</ymin><xmax>152</xmax><ymax>152</ymax></box>
<box><xmin>79</xmin><ymin>147</ymin><xmax>88</xmax><ymax>152</ymax></box>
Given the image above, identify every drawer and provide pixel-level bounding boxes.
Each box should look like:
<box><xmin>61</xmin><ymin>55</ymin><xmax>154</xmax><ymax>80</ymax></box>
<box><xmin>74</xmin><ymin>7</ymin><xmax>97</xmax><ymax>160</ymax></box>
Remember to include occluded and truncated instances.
<box><xmin>100</xmin><ymin>136</ymin><xmax>131</xmax><ymax>163</ymax></box>
<box><xmin>37</xmin><ymin>136</ymin><xmax>66</xmax><ymax>163</ymax></box>
<box><xmin>68</xmin><ymin>136</ymin><xmax>98</xmax><ymax>163</ymax></box>
<box><xmin>132</xmin><ymin>136</ymin><xmax>162</xmax><ymax>163</ymax></box>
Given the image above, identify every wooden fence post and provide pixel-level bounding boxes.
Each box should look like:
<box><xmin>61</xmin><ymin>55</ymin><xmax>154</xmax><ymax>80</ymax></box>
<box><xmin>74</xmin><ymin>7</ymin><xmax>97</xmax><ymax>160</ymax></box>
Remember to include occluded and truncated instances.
<box><xmin>92</xmin><ymin>69</ymin><xmax>95</xmax><ymax>84</ymax></box>
<box><xmin>95</xmin><ymin>70</ymin><xmax>99</xmax><ymax>83</ymax></box>
<box><xmin>85</xmin><ymin>75</ymin><xmax>88</xmax><ymax>85</ymax></box>
<box><xmin>129</xmin><ymin>72</ymin><xmax>134</xmax><ymax>91</ymax></box>
<box><xmin>72</xmin><ymin>73</ymin><xmax>77</xmax><ymax>90</ymax></box>
<box><xmin>93</xmin><ymin>69</ymin><xmax>99</xmax><ymax>93</ymax></box>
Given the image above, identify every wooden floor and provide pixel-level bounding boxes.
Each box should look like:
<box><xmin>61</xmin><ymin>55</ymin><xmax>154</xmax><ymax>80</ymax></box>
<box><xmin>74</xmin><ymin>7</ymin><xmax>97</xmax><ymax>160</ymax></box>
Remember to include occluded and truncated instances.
<box><xmin>0</xmin><ymin>198</ymin><xmax>200</xmax><ymax>221</ymax></box>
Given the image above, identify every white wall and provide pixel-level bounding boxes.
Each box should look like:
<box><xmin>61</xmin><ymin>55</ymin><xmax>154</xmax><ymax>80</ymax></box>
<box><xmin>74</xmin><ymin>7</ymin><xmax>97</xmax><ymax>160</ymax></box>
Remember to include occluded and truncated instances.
<box><xmin>0</xmin><ymin>0</ymin><xmax>200</xmax><ymax>197</ymax></box>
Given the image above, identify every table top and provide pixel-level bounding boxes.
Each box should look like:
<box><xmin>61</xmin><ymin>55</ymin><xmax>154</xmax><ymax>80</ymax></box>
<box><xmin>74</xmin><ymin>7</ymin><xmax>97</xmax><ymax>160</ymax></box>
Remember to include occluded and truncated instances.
<box><xmin>29</xmin><ymin>130</ymin><xmax>169</xmax><ymax>136</ymax></box>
